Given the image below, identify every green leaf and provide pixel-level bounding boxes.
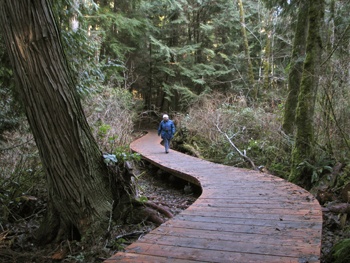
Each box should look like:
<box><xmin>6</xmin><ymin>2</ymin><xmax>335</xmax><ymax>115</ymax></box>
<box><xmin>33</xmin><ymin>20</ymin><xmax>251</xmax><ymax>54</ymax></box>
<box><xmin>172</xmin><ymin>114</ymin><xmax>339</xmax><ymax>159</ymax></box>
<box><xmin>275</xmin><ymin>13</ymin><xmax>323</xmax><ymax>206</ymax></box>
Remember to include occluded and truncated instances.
<box><xmin>137</xmin><ymin>196</ymin><xmax>148</xmax><ymax>203</ymax></box>
<box><xmin>323</xmin><ymin>166</ymin><xmax>333</xmax><ymax>173</ymax></box>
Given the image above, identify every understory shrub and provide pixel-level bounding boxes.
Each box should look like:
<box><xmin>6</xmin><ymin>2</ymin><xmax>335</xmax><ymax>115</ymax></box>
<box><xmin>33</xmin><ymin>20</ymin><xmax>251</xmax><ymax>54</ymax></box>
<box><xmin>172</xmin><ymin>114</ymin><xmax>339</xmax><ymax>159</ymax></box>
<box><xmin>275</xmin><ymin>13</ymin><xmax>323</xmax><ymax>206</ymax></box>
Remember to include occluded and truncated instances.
<box><xmin>0</xmin><ymin>124</ymin><xmax>45</xmax><ymax>225</ymax></box>
<box><xmin>84</xmin><ymin>87</ymin><xmax>136</xmax><ymax>153</ymax></box>
<box><xmin>177</xmin><ymin>92</ymin><xmax>291</xmax><ymax>177</ymax></box>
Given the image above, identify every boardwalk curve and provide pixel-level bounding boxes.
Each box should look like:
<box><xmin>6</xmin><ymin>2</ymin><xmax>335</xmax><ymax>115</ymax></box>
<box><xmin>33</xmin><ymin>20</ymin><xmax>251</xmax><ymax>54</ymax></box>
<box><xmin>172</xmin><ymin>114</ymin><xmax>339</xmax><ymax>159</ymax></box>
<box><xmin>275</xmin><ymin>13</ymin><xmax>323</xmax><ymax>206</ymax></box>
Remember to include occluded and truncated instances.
<box><xmin>106</xmin><ymin>131</ymin><xmax>322</xmax><ymax>263</ymax></box>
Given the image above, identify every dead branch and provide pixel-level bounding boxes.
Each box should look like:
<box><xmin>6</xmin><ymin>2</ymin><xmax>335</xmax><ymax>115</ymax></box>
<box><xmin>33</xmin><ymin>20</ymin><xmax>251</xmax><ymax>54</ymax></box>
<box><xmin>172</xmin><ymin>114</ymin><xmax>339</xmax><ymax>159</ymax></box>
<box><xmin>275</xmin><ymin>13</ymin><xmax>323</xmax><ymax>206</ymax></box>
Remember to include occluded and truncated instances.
<box><xmin>323</xmin><ymin>203</ymin><xmax>350</xmax><ymax>214</ymax></box>
<box><xmin>215</xmin><ymin>124</ymin><xmax>258</xmax><ymax>171</ymax></box>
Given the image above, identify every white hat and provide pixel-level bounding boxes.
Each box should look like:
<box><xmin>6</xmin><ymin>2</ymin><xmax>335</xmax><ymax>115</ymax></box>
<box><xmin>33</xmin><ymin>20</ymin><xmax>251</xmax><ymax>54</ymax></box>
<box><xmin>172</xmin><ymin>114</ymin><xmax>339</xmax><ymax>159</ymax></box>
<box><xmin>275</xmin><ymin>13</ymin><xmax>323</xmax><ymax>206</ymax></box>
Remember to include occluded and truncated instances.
<box><xmin>163</xmin><ymin>114</ymin><xmax>169</xmax><ymax>119</ymax></box>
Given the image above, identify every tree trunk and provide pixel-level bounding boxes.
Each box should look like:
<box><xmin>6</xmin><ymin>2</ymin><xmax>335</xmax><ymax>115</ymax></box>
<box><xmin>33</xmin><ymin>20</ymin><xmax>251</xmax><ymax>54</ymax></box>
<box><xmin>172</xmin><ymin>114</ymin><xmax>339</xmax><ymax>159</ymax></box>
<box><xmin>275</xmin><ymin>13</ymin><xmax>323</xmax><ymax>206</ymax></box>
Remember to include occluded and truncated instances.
<box><xmin>262</xmin><ymin>25</ymin><xmax>272</xmax><ymax>91</ymax></box>
<box><xmin>237</xmin><ymin>0</ymin><xmax>256</xmax><ymax>99</ymax></box>
<box><xmin>0</xmin><ymin>0</ymin><xmax>133</xmax><ymax>244</ymax></box>
<box><xmin>282</xmin><ymin>1</ymin><xmax>309</xmax><ymax>134</ymax></box>
<box><xmin>289</xmin><ymin>0</ymin><xmax>323</xmax><ymax>187</ymax></box>
<box><xmin>147</xmin><ymin>41</ymin><xmax>153</xmax><ymax>110</ymax></box>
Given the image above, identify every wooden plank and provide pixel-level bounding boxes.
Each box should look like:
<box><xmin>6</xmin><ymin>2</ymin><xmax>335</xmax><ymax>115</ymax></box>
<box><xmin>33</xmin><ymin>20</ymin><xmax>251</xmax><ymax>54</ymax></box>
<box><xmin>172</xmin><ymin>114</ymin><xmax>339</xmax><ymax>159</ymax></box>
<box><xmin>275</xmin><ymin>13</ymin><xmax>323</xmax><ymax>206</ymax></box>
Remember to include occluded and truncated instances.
<box><xmin>194</xmin><ymin>198</ymin><xmax>320</xmax><ymax>209</ymax></box>
<box><xmin>179</xmin><ymin>210</ymin><xmax>321</xmax><ymax>222</ymax></box>
<box><xmin>182</xmin><ymin>205</ymin><xmax>321</xmax><ymax>216</ymax></box>
<box><xmin>162</xmin><ymin>217</ymin><xmax>322</xmax><ymax>238</ymax></box>
<box><xmin>135</xmin><ymin>233</ymin><xmax>320</xmax><ymax>257</ymax></box>
<box><xmin>123</xmin><ymin>242</ymin><xmax>319</xmax><ymax>263</ymax></box>
<box><xmin>143</xmin><ymin>227</ymin><xmax>318</xmax><ymax>246</ymax></box>
<box><xmin>105</xmin><ymin>253</ymin><xmax>199</xmax><ymax>263</ymax></box>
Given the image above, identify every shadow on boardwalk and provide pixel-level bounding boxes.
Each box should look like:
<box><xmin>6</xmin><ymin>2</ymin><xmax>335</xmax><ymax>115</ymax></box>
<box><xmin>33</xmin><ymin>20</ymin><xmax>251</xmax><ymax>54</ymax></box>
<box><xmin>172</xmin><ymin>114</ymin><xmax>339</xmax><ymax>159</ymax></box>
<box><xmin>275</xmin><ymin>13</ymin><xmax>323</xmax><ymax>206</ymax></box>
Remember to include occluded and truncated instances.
<box><xmin>106</xmin><ymin>130</ymin><xmax>322</xmax><ymax>263</ymax></box>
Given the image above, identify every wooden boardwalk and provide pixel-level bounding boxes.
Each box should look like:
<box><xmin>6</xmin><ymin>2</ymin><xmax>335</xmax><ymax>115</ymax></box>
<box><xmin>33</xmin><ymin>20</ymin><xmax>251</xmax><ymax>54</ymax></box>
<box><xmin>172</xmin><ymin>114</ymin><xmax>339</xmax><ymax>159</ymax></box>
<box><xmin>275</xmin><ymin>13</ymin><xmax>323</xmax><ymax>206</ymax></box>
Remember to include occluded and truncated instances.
<box><xmin>106</xmin><ymin>131</ymin><xmax>322</xmax><ymax>263</ymax></box>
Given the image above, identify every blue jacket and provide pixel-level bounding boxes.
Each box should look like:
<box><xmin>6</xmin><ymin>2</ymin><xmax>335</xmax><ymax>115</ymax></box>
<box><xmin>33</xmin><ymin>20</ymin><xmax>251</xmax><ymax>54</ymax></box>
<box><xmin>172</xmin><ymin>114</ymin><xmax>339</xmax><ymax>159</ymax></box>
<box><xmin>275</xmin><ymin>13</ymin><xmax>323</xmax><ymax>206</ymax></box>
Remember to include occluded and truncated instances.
<box><xmin>158</xmin><ymin>120</ymin><xmax>176</xmax><ymax>140</ymax></box>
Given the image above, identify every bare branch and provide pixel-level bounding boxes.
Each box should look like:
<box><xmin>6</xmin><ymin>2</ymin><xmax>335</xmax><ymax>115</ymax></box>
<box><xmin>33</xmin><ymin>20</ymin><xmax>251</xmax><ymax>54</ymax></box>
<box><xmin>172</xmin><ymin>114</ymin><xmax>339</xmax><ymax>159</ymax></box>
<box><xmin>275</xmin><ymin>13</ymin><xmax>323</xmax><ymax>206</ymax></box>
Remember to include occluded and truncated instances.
<box><xmin>215</xmin><ymin>124</ymin><xmax>258</xmax><ymax>171</ymax></box>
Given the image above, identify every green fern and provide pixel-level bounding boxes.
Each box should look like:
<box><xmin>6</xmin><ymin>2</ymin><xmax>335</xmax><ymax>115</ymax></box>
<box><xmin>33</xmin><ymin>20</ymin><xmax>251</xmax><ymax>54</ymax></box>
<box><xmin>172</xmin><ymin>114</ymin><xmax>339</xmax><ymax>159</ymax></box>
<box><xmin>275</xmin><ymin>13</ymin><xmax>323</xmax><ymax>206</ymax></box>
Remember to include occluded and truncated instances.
<box><xmin>331</xmin><ymin>239</ymin><xmax>350</xmax><ymax>263</ymax></box>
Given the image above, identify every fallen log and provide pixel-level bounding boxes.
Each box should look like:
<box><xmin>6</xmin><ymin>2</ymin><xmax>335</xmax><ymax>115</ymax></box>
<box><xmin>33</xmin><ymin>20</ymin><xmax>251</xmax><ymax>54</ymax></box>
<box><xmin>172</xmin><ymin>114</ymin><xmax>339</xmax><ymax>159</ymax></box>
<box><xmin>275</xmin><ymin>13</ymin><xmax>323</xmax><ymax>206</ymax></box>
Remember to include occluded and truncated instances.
<box><xmin>322</xmin><ymin>202</ymin><xmax>350</xmax><ymax>214</ymax></box>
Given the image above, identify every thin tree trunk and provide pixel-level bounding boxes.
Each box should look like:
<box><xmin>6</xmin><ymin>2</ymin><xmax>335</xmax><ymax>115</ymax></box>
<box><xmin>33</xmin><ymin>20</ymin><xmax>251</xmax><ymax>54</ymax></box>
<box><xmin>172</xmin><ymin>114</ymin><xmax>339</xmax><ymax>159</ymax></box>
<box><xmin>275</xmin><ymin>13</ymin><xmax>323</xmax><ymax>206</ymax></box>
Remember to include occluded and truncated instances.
<box><xmin>289</xmin><ymin>0</ymin><xmax>323</xmax><ymax>187</ymax></box>
<box><xmin>282</xmin><ymin>1</ymin><xmax>309</xmax><ymax>134</ymax></box>
<box><xmin>263</xmin><ymin>27</ymin><xmax>272</xmax><ymax>90</ymax></box>
<box><xmin>148</xmin><ymin>41</ymin><xmax>153</xmax><ymax>110</ymax></box>
<box><xmin>237</xmin><ymin>0</ymin><xmax>255</xmax><ymax>99</ymax></box>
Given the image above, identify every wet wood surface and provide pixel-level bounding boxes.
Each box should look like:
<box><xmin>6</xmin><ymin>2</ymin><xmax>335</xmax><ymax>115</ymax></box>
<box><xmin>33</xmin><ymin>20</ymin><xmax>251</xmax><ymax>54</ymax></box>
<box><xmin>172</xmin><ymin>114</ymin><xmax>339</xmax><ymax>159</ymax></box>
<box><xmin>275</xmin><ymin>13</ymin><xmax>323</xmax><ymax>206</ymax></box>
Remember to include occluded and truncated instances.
<box><xmin>105</xmin><ymin>131</ymin><xmax>322</xmax><ymax>263</ymax></box>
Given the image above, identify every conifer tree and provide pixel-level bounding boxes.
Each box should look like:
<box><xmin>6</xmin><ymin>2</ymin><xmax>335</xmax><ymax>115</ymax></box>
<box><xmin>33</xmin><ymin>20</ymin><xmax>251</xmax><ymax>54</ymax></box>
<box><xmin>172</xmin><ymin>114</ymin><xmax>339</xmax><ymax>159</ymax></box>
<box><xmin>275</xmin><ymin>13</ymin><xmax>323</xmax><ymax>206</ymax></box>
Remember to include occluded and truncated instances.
<box><xmin>289</xmin><ymin>0</ymin><xmax>324</xmax><ymax>187</ymax></box>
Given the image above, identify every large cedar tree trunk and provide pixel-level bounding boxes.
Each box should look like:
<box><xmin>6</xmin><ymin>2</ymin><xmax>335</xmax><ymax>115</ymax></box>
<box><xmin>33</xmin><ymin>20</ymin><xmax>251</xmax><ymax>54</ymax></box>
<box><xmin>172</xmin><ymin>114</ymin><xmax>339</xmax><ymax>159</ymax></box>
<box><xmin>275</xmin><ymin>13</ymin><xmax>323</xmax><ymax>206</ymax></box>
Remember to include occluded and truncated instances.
<box><xmin>289</xmin><ymin>0</ymin><xmax>323</xmax><ymax>187</ymax></box>
<box><xmin>0</xmin><ymin>0</ymin><xmax>133</xmax><ymax>243</ymax></box>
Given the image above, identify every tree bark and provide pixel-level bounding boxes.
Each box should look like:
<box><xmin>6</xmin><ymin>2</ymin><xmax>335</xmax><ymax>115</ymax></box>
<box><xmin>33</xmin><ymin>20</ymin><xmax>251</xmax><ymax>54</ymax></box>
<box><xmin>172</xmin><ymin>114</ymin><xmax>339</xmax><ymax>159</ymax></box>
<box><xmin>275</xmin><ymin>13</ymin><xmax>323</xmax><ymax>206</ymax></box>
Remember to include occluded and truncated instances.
<box><xmin>282</xmin><ymin>1</ymin><xmax>309</xmax><ymax>134</ymax></box>
<box><xmin>237</xmin><ymin>0</ymin><xmax>256</xmax><ymax>99</ymax></box>
<box><xmin>289</xmin><ymin>0</ymin><xmax>323</xmax><ymax>187</ymax></box>
<box><xmin>0</xmin><ymin>0</ymin><xmax>133</xmax><ymax>244</ymax></box>
<box><xmin>262</xmin><ymin>23</ymin><xmax>271</xmax><ymax>91</ymax></box>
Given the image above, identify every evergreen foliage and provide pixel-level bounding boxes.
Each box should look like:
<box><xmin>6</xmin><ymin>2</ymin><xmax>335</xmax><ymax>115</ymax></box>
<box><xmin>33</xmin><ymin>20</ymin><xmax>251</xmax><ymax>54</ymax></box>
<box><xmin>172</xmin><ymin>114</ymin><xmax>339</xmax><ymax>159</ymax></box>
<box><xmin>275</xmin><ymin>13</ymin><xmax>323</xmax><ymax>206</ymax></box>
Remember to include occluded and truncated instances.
<box><xmin>331</xmin><ymin>238</ymin><xmax>350</xmax><ymax>263</ymax></box>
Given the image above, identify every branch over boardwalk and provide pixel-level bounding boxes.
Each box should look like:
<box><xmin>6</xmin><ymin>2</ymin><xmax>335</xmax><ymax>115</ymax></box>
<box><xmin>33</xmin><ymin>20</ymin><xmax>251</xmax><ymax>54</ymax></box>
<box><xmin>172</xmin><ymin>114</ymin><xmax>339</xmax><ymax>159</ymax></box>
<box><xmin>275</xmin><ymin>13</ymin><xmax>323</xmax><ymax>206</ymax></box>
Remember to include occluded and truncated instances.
<box><xmin>106</xmin><ymin>131</ymin><xmax>322</xmax><ymax>263</ymax></box>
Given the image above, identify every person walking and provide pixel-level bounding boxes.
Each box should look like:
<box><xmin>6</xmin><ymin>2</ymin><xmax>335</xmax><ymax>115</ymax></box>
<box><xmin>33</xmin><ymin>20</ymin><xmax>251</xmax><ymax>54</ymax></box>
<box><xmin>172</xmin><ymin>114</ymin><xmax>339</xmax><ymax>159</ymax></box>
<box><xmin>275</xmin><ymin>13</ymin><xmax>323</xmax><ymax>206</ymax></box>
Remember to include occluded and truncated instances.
<box><xmin>158</xmin><ymin>114</ymin><xmax>176</xmax><ymax>153</ymax></box>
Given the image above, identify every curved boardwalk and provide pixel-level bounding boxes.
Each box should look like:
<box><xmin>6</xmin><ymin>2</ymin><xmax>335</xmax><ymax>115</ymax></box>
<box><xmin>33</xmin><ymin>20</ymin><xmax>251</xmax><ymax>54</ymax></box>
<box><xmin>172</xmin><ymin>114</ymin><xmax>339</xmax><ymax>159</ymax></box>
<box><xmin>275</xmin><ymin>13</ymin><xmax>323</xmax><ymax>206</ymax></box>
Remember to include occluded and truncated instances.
<box><xmin>106</xmin><ymin>131</ymin><xmax>322</xmax><ymax>263</ymax></box>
